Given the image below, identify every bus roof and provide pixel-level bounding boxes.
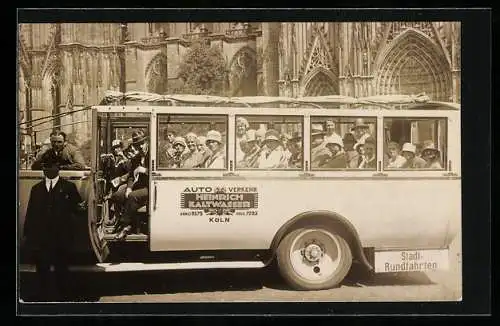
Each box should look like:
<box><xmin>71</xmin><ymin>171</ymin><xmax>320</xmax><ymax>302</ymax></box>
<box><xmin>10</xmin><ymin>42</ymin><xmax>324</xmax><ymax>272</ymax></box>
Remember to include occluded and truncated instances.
<box><xmin>101</xmin><ymin>91</ymin><xmax>460</xmax><ymax>110</ymax></box>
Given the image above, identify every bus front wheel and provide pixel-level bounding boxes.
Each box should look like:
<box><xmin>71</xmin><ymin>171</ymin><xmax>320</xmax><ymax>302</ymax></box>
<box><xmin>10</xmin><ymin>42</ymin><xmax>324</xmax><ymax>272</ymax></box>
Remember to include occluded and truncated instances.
<box><xmin>276</xmin><ymin>227</ymin><xmax>353</xmax><ymax>291</ymax></box>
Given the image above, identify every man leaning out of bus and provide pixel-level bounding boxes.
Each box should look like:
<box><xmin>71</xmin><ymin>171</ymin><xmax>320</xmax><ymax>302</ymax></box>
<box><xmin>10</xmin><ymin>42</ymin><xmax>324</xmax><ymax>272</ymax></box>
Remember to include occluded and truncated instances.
<box><xmin>31</xmin><ymin>130</ymin><xmax>86</xmax><ymax>170</ymax></box>
<box><xmin>320</xmin><ymin>135</ymin><xmax>347</xmax><ymax>169</ymax></box>
<box><xmin>204</xmin><ymin>130</ymin><xmax>225</xmax><ymax>169</ymax></box>
<box><xmin>258</xmin><ymin>129</ymin><xmax>289</xmax><ymax>169</ymax></box>
<box><xmin>420</xmin><ymin>140</ymin><xmax>443</xmax><ymax>169</ymax></box>
<box><xmin>400</xmin><ymin>142</ymin><xmax>427</xmax><ymax>169</ymax></box>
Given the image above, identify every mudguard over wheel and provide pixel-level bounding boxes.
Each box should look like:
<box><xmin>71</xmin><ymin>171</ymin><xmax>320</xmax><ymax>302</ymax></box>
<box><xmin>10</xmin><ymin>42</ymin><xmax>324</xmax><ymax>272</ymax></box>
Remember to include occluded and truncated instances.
<box><xmin>277</xmin><ymin>227</ymin><xmax>353</xmax><ymax>290</ymax></box>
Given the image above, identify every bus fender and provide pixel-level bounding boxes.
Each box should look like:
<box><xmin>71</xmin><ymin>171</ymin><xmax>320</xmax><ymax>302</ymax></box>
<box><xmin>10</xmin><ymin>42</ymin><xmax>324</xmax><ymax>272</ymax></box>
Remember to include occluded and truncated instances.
<box><xmin>267</xmin><ymin>210</ymin><xmax>373</xmax><ymax>272</ymax></box>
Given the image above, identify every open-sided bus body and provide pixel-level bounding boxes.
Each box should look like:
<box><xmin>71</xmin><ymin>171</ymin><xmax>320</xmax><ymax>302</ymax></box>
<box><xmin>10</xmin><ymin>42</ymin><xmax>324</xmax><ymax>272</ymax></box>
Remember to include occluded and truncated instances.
<box><xmin>18</xmin><ymin>94</ymin><xmax>461</xmax><ymax>290</ymax></box>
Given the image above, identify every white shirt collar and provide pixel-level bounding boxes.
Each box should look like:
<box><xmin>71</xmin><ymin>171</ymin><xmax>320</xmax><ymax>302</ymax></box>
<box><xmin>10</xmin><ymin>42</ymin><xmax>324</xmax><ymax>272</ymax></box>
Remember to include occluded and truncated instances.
<box><xmin>45</xmin><ymin>175</ymin><xmax>60</xmax><ymax>191</ymax></box>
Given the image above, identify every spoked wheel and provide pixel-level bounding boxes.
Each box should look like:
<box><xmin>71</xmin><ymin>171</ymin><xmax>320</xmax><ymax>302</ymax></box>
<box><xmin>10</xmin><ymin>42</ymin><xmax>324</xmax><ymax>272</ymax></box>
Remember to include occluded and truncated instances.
<box><xmin>277</xmin><ymin>227</ymin><xmax>353</xmax><ymax>290</ymax></box>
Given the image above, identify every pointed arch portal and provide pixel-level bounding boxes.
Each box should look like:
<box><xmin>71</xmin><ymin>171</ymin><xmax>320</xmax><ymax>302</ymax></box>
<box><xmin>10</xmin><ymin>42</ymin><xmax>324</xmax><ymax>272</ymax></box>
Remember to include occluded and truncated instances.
<box><xmin>375</xmin><ymin>29</ymin><xmax>452</xmax><ymax>101</ymax></box>
<box><xmin>229</xmin><ymin>46</ymin><xmax>257</xmax><ymax>97</ymax></box>
<box><xmin>303</xmin><ymin>68</ymin><xmax>338</xmax><ymax>97</ymax></box>
<box><xmin>146</xmin><ymin>53</ymin><xmax>168</xmax><ymax>94</ymax></box>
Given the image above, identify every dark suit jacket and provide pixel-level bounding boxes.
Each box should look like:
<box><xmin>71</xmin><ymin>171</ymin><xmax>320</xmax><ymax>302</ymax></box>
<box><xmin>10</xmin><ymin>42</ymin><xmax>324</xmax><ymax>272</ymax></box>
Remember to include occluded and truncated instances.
<box><xmin>23</xmin><ymin>178</ymin><xmax>82</xmax><ymax>256</ymax></box>
<box><xmin>127</xmin><ymin>151</ymin><xmax>149</xmax><ymax>190</ymax></box>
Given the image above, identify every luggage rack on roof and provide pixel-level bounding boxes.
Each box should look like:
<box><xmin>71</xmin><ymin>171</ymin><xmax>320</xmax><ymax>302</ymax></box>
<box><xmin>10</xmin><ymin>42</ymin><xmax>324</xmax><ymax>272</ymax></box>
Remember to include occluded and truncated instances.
<box><xmin>99</xmin><ymin>90</ymin><xmax>443</xmax><ymax>110</ymax></box>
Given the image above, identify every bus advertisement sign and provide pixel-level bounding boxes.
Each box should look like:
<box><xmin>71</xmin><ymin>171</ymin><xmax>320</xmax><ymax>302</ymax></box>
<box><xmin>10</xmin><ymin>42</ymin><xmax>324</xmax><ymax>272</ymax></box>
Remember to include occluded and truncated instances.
<box><xmin>180</xmin><ymin>186</ymin><xmax>259</xmax><ymax>216</ymax></box>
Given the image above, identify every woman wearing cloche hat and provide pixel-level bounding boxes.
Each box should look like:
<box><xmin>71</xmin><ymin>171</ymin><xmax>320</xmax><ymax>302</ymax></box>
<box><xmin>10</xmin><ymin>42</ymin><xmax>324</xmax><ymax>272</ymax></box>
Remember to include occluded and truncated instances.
<box><xmin>204</xmin><ymin>130</ymin><xmax>225</xmax><ymax>169</ymax></box>
<box><xmin>421</xmin><ymin>140</ymin><xmax>443</xmax><ymax>169</ymax></box>
<box><xmin>400</xmin><ymin>142</ymin><xmax>427</xmax><ymax>169</ymax></box>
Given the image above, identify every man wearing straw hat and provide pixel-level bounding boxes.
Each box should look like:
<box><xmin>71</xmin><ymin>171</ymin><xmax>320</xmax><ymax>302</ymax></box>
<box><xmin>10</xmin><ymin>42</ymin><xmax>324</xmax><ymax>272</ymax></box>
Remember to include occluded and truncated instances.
<box><xmin>258</xmin><ymin>129</ymin><xmax>288</xmax><ymax>169</ymax></box>
<box><xmin>421</xmin><ymin>140</ymin><xmax>443</xmax><ymax>169</ymax></box>
<box><xmin>237</xmin><ymin>129</ymin><xmax>261</xmax><ymax>168</ymax></box>
<box><xmin>32</xmin><ymin>130</ymin><xmax>86</xmax><ymax>170</ymax></box>
<box><xmin>400</xmin><ymin>142</ymin><xmax>426</xmax><ymax>169</ymax></box>
<box><xmin>311</xmin><ymin>125</ymin><xmax>330</xmax><ymax>168</ymax></box>
<box><xmin>352</xmin><ymin>118</ymin><xmax>372</xmax><ymax>149</ymax></box>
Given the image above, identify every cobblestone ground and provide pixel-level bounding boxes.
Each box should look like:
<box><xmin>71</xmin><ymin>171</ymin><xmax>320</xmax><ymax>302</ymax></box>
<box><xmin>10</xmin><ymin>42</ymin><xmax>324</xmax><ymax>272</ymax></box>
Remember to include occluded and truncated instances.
<box><xmin>19</xmin><ymin>233</ymin><xmax>461</xmax><ymax>303</ymax></box>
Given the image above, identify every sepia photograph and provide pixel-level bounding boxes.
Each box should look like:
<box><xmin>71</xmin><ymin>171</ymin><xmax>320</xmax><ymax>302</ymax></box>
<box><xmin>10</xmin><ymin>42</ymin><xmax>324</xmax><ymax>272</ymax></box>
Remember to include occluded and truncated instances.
<box><xmin>17</xmin><ymin>13</ymin><xmax>469</xmax><ymax>310</ymax></box>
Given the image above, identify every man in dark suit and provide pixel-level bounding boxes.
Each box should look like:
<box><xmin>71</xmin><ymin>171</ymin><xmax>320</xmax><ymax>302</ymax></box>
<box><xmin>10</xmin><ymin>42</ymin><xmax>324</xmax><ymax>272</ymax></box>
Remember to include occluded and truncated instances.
<box><xmin>23</xmin><ymin>160</ymin><xmax>82</xmax><ymax>301</ymax></box>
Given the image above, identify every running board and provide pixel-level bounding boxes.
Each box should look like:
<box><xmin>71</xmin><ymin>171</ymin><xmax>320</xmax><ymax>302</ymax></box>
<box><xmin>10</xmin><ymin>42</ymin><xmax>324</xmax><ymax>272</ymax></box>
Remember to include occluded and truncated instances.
<box><xmin>20</xmin><ymin>261</ymin><xmax>266</xmax><ymax>273</ymax></box>
<box><xmin>102</xmin><ymin>233</ymin><xmax>148</xmax><ymax>242</ymax></box>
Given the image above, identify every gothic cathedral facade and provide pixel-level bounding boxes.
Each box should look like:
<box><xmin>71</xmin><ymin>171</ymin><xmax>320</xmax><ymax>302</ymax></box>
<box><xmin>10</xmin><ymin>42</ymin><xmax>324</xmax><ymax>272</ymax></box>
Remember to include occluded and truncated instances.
<box><xmin>18</xmin><ymin>22</ymin><xmax>461</xmax><ymax>146</ymax></box>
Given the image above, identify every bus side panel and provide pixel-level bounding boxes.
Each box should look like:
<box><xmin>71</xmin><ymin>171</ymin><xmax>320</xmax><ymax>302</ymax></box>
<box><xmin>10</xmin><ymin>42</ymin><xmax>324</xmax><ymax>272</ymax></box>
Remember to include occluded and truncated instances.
<box><xmin>18</xmin><ymin>173</ymin><xmax>94</xmax><ymax>261</ymax></box>
<box><xmin>150</xmin><ymin>178</ymin><xmax>461</xmax><ymax>252</ymax></box>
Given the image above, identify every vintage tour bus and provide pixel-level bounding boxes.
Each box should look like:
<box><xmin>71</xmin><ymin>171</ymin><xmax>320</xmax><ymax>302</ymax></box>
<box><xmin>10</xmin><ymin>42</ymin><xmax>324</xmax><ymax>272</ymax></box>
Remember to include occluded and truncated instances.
<box><xmin>18</xmin><ymin>92</ymin><xmax>461</xmax><ymax>291</ymax></box>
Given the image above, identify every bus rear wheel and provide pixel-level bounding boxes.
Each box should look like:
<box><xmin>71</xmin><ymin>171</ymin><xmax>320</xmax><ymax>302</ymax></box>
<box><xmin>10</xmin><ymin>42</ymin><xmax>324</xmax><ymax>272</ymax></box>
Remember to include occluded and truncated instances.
<box><xmin>276</xmin><ymin>227</ymin><xmax>353</xmax><ymax>291</ymax></box>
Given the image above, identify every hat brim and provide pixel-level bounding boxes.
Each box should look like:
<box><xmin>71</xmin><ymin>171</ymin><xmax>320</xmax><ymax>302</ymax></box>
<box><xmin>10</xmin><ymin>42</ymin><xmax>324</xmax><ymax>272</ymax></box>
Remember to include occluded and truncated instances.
<box><xmin>132</xmin><ymin>136</ymin><xmax>148</xmax><ymax>144</ymax></box>
<box><xmin>263</xmin><ymin>136</ymin><xmax>280</xmax><ymax>143</ymax></box>
<box><xmin>422</xmin><ymin>147</ymin><xmax>440</xmax><ymax>153</ymax></box>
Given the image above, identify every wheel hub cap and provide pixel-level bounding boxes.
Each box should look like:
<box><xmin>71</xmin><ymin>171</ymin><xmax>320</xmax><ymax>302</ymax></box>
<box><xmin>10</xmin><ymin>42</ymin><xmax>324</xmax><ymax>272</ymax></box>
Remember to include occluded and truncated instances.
<box><xmin>304</xmin><ymin>243</ymin><xmax>324</xmax><ymax>262</ymax></box>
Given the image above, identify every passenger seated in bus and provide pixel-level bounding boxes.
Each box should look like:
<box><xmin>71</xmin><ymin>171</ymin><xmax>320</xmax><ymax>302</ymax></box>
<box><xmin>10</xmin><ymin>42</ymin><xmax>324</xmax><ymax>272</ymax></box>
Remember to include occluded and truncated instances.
<box><xmin>258</xmin><ymin>129</ymin><xmax>289</xmax><ymax>169</ymax></box>
<box><xmin>204</xmin><ymin>130</ymin><xmax>225</xmax><ymax>169</ymax></box>
<box><xmin>281</xmin><ymin>133</ymin><xmax>292</xmax><ymax>162</ymax></box>
<box><xmin>287</xmin><ymin>131</ymin><xmax>302</xmax><ymax>168</ymax></box>
<box><xmin>311</xmin><ymin>126</ymin><xmax>330</xmax><ymax>168</ymax></box>
<box><xmin>255</xmin><ymin>127</ymin><xmax>266</xmax><ymax>147</ymax></box>
<box><xmin>358</xmin><ymin>137</ymin><xmax>377</xmax><ymax>169</ymax></box>
<box><xmin>165</xmin><ymin>137</ymin><xmax>189</xmax><ymax>168</ymax></box>
<box><xmin>235</xmin><ymin>117</ymin><xmax>249</xmax><ymax>164</ymax></box>
<box><xmin>108</xmin><ymin>139</ymin><xmax>130</xmax><ymax>189</ymax></box>
<box><xmin>420</xmin><ymin>140</ymin><xmax>443</xmax><ymax>169</ymax></box>
<box><xmin>320</xmin><ymin>136</ymin><xmax>347</xmax><ymax>169</ymax></box>
<box><xmin>31</xmin><ymin>130</ymin><xmax>87</xmax><ymax>170</ymax></box>
<box><xmin>114</xmin><ymin>130</ymin><xmax>150</xmax><ymax>240</ymax></box>
<box><xmin>343</xmin><ymin>133</ymin><xmax>359</xmax><ymax>169</ymax></box>
<box><xmin>385</xmin><ymin>141</ymin><xmax>407</xmax><ymax>169</ymax></box>
<box><xmin>181</xmin><ymin>133</ymin><xmax>204</xmax><ymax>169</ymax></box>
<box><xmin>324</xmin><ymin>119</ymin><xmax>341</xmax><ymax>140</ymax></box>
<box><xmin>352</xmin><ymin>118</ymin><xmax>372</xmax><ymax>149</ymax></box>
<box><xmin>400</xmin><ymin>143</ymin><xmax>427</xmax><ymax>169</ymax></box>
<box><xmin>237</xmin><ymin>129</ymin><xmax>261</xmax><ymax>168</ymax></box>
<box><xmin>196</xmin><ymin>135</ymin><xmax>212</xmax><ymax>167</ymax></box>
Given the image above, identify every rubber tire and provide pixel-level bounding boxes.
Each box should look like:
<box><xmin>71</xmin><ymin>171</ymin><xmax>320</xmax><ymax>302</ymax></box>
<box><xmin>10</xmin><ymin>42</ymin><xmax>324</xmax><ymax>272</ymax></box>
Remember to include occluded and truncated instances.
<box><xmin>276</xmin><ymin>227</ymin><xmax>353</xmax><ymax>291</ymax></box>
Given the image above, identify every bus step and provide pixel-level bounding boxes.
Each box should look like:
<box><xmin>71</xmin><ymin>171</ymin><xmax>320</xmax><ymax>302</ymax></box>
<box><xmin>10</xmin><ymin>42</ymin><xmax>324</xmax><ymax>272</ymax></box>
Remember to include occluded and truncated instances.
<box><xmin>103</xmin><ymin>233</ymin><xmax>148</xmax><ymax>242</ymax></box>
